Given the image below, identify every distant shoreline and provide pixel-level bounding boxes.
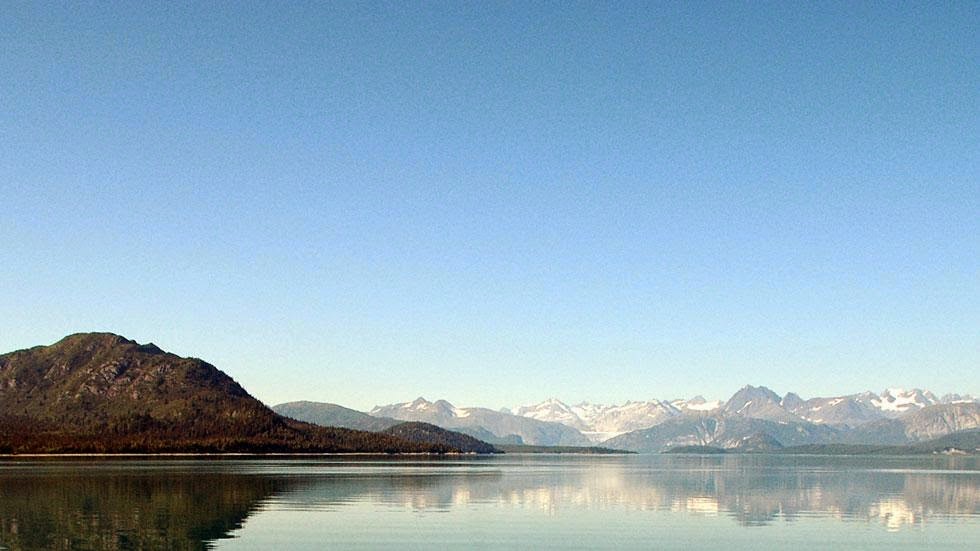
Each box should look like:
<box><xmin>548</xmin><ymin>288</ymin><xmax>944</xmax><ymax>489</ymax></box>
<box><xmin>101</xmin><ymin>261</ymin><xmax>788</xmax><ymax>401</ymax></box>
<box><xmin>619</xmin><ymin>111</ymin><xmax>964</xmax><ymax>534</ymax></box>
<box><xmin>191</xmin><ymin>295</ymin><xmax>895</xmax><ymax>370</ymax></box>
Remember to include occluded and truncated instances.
<box><xmin>0</xmin><ymin>449</ymin><xmax>636</xmax><ymax>458</ymax></box>
<box><xmin>0</xmin><ymin>452</ymin><xmax>489</xmax><ymax>458</ymax></box>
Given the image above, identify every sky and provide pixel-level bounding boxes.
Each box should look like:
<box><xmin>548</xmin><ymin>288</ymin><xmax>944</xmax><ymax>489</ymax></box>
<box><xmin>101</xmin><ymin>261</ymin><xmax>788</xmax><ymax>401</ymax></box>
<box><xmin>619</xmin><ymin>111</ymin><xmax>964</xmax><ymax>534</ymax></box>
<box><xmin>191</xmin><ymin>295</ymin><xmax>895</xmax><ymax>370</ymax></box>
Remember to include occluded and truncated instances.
<box><xmin>1</xmin><ymin>2</ymin><xmax>977</xmax><ymax>410</ymax></box>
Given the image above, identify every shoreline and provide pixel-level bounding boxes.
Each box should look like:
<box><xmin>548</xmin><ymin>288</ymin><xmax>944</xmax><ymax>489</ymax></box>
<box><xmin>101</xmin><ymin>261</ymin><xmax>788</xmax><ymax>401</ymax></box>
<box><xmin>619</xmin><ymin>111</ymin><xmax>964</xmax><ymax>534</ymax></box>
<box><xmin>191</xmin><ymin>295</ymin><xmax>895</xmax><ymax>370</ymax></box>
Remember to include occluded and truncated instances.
<box><xmin>0</xmin><ymin>452</ymin><xmax>490</xmax><ymax>458</ymax></box>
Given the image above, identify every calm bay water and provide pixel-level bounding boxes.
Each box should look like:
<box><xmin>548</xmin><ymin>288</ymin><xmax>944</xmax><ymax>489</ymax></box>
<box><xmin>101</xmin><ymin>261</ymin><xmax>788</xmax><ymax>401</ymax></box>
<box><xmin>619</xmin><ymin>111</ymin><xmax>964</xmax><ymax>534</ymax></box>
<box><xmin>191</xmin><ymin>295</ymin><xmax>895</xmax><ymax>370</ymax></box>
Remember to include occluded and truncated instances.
<box><xmin>0</xmin><ymin>454</ymin><xmax>977</xmax><ymax>550</ymax></box>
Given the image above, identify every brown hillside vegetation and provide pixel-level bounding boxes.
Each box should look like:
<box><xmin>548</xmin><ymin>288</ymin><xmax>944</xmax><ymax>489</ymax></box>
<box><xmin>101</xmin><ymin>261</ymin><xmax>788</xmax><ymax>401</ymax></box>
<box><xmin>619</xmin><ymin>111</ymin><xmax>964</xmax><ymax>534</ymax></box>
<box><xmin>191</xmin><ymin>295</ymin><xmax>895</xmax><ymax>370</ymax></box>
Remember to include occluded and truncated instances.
<box><xmin>0</xmin><ymin>333</ymin><xmax>482</xmax><ymax>454</ymax></box>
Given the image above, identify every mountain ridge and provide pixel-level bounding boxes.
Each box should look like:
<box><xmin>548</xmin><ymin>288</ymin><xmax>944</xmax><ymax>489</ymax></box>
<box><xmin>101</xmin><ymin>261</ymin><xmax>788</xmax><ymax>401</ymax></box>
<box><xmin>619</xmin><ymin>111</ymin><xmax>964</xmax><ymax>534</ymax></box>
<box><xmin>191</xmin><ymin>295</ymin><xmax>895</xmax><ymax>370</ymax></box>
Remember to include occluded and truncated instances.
<box><xmin>273</xmin><ymin>401</ymin><xmax>401</xmax><ymax>432</ymax></box>
<box><xmin>369</xmin><ymin>397</ymin><xmax>592</xmax><ymax>446</ymax></box>
<box><xmin>506</xmin><ymin>384</ymin><xmax>977</xmax><ymax>442</ymax></box>
<box><xmin>280</xmin><ymin>387</ymin><xmax>979</xmax><ymax>454</ymax></box>
<box><xmin>7</xmin><ymin>333</ymin><xmax>973</xmax><ymax>454</ymax></box>
<box><xmin>0</xmin><ymin>333</ymin><xmax>493</xmax><ymax>454</ymax></box>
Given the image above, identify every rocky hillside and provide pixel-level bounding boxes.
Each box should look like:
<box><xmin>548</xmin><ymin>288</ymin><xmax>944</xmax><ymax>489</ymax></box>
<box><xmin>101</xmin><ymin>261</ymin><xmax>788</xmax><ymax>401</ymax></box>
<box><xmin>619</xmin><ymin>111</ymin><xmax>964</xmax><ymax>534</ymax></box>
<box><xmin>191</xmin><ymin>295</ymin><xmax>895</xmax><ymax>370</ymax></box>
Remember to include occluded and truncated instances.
<box><xmin>602</xmin><ymin>414</ymin><xmax>843</xmax><ymax>453</ymax></box>
<box><xmin>511</xmin><ymin>385</ymin><xmax>978</xmax><ymax>445</ymax></box>
<box><xmin>0</xmin><ymin>333</ymin><xmax>489</xmax><ymax>454</ymax></box>
<box><xmin>601</xmin><ymin>402</ymin><xmax>980</xmax><ymax>453</ymax></box>
<box><xmin>841</xmin><ymin>402</ymin><xmax>980</xmax><ymax>445</ymax></box>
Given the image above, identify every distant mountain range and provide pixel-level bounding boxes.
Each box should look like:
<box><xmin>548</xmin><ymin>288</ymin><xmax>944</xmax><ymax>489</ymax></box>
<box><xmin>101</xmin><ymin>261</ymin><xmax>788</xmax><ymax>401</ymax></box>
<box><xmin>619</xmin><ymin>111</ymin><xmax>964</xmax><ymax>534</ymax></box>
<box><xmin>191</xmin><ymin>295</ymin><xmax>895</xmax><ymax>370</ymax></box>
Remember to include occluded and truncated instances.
<box><xmin>4</xmin><ymin>333</ymin><xmax>974</xmax><ymax>455</ymax></box>
<box><xmin>510</xmin><ymin>396</ymin><xmax>729</xmax><ymax>441</ymax></box>
<box><xmin>277</xmin><ymin>385</ymin><xmax>979</xmax><ymax>453</ymax></box>
<box><xmin>370</xmin><ymin>398</ymin><xmax>591</xmax><ymax>446</ymax></box>
<box><xmin>513</xmin><ymin>385</ymin><xmax>977</xmax><ymax>441</ymax></box>
<box><xmin>0</xmin><ymin>333</ymin><xmax>495</xmax><ymax>454</ymax></box>
<box><xmin>512</xmin><ymin>398</ymin><xmax>682</xmax><ymax>441</ymax></box>
<box><xmin>273</xmin><ymin>401</ymin><xmax>401</xmax><ymax>432</ymax></box>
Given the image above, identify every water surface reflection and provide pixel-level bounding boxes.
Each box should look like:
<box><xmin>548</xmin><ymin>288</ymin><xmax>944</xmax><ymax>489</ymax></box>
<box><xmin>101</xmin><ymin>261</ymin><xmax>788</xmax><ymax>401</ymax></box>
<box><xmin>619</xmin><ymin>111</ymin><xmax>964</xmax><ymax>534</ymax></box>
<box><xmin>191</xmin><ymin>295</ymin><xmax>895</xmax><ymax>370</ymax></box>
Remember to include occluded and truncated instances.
<box><xmin>0</xmin><ymin>455</ymin><xmax>976</xmax><ymax>549</ymax></box>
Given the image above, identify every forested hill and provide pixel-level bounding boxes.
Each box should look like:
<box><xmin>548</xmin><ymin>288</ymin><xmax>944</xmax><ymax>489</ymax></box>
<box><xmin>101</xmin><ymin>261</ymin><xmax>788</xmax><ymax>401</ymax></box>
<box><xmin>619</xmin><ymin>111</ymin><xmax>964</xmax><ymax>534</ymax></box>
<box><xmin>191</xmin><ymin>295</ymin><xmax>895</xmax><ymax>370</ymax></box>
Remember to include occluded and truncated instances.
<box><xmin>0</xmin><ymin>333</ymin><xmax>488</xmax><ymax>454</ymax></box>
<box><xmin>382</xmin><ymin>422</ymin><xmax>500</xmax><ymax>454</ymax></box>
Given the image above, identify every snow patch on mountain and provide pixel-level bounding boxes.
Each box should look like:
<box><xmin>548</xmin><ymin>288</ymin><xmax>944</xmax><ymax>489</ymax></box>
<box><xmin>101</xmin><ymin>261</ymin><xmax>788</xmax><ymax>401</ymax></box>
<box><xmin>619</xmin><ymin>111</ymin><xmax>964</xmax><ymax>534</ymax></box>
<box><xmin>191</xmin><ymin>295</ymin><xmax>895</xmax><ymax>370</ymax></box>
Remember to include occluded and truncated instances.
<box><xmin>512</xmin><ymin>387</ymin><xmax>977</xmax><ymax>440</ymax></box>
<box><xmin>870</xmin><ymin>388</ymin><xmax>938</xmax><ymax>414</ymax></box>
<box><xmin>514</xmin><ymin>397</ymin><xmax>700</xmax><ymax>442</ymax></box>
<box><xmin>671</xmin><ymin>396</ymin><xmax>723</xmax><ymax>412</ymax></box>
<box><xmin>370</xmin><ymin>397</ymin><xmax>592</xmax><ymax>446</ymax></box>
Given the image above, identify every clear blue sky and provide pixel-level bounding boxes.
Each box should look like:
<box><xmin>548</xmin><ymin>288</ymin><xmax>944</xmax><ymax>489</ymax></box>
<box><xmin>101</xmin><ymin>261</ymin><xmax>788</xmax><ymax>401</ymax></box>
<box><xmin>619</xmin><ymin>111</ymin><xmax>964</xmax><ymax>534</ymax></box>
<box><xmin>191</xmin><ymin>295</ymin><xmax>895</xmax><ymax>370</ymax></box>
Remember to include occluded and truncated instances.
<box><xmin>1</xmin><ymin>2</ymin><xmax>977</xmax><ymax>410</ymax></box>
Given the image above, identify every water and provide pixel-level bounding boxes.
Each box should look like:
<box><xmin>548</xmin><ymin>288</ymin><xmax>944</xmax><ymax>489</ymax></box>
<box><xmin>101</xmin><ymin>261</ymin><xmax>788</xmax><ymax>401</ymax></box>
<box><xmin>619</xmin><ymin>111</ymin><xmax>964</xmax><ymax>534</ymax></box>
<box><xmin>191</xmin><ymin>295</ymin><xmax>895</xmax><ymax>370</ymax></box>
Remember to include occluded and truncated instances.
<box><xmin>0</xmin><ymin>454</ymin><xmax>977</xmax><ymax>549</ymax></box>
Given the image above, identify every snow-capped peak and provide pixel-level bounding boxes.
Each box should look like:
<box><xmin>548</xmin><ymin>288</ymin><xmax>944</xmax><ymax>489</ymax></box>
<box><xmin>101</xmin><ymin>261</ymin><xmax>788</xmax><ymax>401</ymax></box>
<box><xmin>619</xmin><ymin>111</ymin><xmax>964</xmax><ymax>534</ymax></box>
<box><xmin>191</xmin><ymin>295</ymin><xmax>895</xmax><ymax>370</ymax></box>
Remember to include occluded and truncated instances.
<box><xmin>514</xmin><ymin>398</ymin><xmax>585</xmax><ymax>429</ymax></box>
<box><xmin>513</xmin><ymin>397</ymin><xmax>684</xmax><ymax>440</ymax></box>
<box><xmin>674</xmin><ymin>396</ymin><xmax>723</xmax><ymax>411</ymax></box>
<box><xmin>409</xmin><ymin>396</ymin><xmax>432</xmax><ymax>410</ymax></box>
<box><xmin>870</xmin><ymin>388</ymin><xmax>937</xmax><ymax>414</ymax></box>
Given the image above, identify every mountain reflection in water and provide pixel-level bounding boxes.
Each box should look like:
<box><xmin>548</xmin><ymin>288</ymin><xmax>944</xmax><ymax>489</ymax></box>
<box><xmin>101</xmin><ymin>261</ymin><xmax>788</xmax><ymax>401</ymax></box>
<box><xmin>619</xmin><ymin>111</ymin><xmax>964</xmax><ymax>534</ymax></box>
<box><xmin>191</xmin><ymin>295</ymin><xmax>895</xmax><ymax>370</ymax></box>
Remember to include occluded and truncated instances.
<box><xmin>0</xmin><ymin>455</ymin><xmax>977</xmax><ymax>550</ymax></box>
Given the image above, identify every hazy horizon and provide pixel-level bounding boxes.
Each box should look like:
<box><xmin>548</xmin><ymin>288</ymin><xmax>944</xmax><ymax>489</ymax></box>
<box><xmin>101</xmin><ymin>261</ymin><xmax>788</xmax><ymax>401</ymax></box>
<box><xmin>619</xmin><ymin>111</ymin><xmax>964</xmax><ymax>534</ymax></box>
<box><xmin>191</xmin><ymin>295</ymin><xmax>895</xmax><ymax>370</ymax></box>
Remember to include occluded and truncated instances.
<box><xmin>2</xmin><ymin>329</ymin><xmax>975</xmax><ymax>414</ymax></box>
<box><xmin>2</xmin><ymin>3</ymin><xmax>977</xmax><ymax>411</ymax></box>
